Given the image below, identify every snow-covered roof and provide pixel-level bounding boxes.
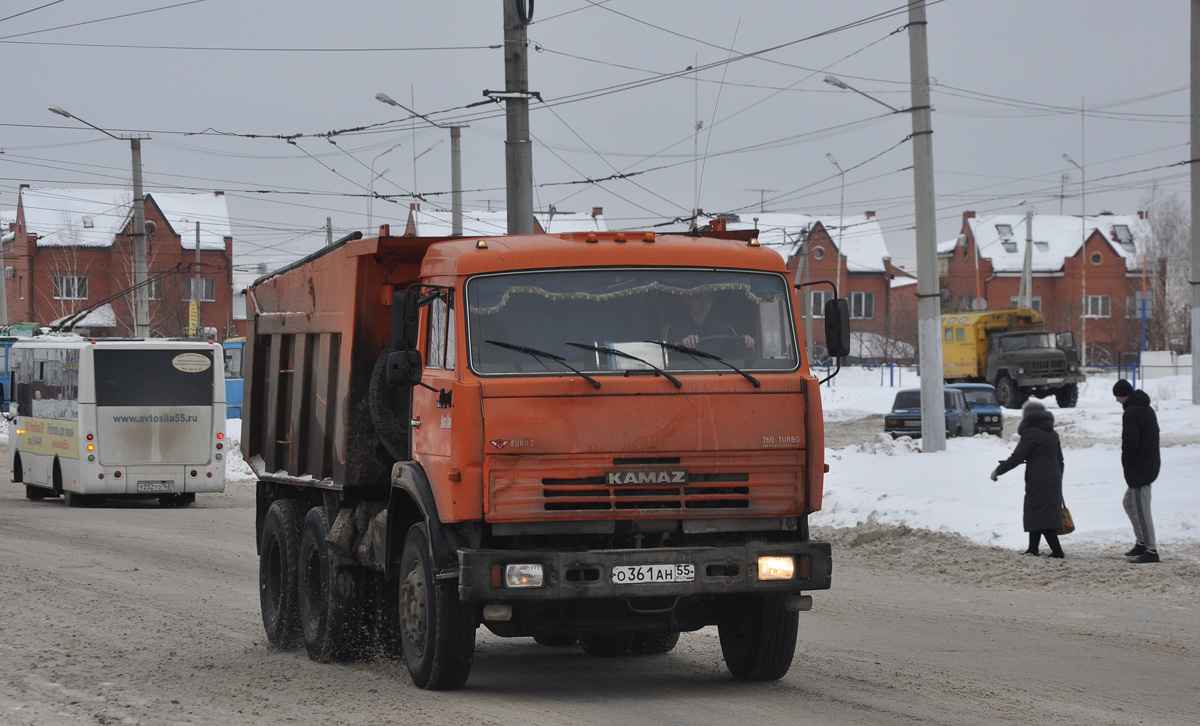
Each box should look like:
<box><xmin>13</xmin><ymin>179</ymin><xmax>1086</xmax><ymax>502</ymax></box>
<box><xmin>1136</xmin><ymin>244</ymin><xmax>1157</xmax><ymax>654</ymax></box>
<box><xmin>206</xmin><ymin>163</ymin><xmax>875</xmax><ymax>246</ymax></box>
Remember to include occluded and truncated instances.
<box><xmin>20</xmin><ymin>188</ymin><xmax>231</xmax><ymax>250</ymax></box>
<box><xmin>405</xmin><ymin>208</ymin><xmax>608</xmax><ymax>237</ymax></box>
<box><xmin>536</xmin><ymin>210</ymin><xmax>607</xmax><ymax>233</ymax></box>
<box><xmin>51</xmin><ymin>302</ymin><xmax>116</xmax><ymax>330</ymax></box>
<box><xmin>725</xmin><ymin>212</ymin><xmax>892</xmax><ymax>273</ymax></box>
<box><xmin>943</xmin><ymin>212</ymin><xmax>1147</xmax><ymax>273</ymax></box>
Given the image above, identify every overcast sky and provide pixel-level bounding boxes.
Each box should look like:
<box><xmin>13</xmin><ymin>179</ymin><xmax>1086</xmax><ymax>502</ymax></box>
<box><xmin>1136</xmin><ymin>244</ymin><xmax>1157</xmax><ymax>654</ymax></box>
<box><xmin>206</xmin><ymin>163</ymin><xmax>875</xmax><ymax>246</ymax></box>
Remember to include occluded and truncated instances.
<box><xmin>1</xmin><ymin>1</ymin><xmax>1190</xmax><ymax>272</ymax></box>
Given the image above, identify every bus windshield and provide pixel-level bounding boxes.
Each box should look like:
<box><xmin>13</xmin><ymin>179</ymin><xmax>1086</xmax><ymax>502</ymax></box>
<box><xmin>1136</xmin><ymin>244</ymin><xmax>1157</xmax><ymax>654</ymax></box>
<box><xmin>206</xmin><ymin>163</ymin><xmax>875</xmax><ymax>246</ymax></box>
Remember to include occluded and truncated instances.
<box><xmin>465</xmin><ymin>268</ymin><xmax>799</xmax><ymax>376</ymax></box>
<box><xmin>95</xmin><ymin>349</ymin><xmax>214</xmax><ymax>406</ymax></box>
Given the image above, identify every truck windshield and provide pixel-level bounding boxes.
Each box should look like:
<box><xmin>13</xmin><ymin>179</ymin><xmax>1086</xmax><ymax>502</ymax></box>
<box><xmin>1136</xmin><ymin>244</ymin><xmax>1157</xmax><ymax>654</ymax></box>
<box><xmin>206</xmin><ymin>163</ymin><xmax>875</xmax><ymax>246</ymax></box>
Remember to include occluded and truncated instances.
<box><xmin>465</xmin><ymin>268</ymin><xmax>798</xmax><ymax>376</ymax></box>
<box><xmin>998</xmin><ymin>333</ymin><xmax>1054</xmax><ymax>352</ymax></box>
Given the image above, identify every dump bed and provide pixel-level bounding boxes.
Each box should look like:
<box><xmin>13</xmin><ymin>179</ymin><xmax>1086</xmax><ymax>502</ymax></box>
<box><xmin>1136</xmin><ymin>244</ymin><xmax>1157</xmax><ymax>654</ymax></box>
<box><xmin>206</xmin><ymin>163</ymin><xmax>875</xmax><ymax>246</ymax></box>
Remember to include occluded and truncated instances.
<box><xmin>243</xmin><ymin>234</ymin><xmax>449</xmax><ymax>490</ymax></box>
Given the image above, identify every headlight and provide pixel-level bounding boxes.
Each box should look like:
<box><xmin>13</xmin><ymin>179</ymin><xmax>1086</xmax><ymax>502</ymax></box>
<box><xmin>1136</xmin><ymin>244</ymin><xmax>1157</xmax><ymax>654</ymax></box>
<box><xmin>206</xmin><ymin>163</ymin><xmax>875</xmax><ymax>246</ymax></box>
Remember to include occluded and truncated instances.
<box><xmin>504</xmin><ymin>563</ymin><xmax>544</xmax><ymax>588</ymax></box>
<box><xmin>758</xmin><ymin>556</ymin><xmax>795</xmax><ymax>581</ymax></box>
<box><xmin>1017</xmin><ymin>367</ymin><xmax>1025</xmax><ymax>375</ymax></box>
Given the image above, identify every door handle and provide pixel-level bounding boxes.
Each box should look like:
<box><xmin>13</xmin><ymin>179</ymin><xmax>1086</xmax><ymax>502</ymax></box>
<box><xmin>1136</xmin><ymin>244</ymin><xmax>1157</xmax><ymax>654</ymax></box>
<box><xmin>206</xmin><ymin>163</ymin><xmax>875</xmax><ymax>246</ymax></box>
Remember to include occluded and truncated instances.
<box><xmin>411</xmin><ymin>419</ymin><xmax>422</xmax><ymax>427</ymax></box>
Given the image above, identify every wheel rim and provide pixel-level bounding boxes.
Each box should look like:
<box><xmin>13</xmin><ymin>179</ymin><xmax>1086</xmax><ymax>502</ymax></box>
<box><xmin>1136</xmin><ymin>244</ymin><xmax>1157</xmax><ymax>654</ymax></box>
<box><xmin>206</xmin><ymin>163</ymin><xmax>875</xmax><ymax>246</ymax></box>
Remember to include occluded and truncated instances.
<box><xmin>265</xmin><ymin>539</ymin><xmax>283</xmax><ymax>617</ymax></box>
<box><xmin>401</xmin><ymin>559</ymin><xmax>429</xmax><ymax>658</ymax></box>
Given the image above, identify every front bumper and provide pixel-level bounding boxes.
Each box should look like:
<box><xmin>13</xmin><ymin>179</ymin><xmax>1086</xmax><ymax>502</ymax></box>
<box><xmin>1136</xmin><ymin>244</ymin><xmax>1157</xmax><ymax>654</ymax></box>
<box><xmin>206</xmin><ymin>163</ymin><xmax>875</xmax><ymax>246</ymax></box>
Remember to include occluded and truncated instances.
<box><xmin>458</xmin><ymin>540</ymin><xmax>832</xmax><ymax>602</ymax></box>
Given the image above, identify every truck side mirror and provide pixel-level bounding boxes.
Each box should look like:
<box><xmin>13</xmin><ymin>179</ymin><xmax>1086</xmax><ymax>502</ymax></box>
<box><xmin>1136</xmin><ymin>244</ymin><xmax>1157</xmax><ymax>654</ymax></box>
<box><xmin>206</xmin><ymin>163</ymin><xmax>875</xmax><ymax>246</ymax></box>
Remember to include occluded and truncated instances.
<box><xmin>392</xmin><ymin>289</ymin><xmax>421</xmax><ymax>351</ymax></box>
<box><xmin>386</xmin><ymin>349</ymin><xmax>424</xmax><ymax>387</ymax></box>
<box><xmin>824</xmin><ymin>299</ymin><xmax>851</xmax><ymax>358</ymax></box>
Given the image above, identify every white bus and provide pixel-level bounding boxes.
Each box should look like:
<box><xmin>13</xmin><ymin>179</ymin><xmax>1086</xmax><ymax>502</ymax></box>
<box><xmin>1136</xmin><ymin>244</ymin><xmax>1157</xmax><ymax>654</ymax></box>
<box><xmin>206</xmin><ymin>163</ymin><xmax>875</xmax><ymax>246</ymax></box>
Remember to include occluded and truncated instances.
<box><xmin>8</xmin><ymin>337</ymin><xmax>227</xmax><ymax>506</ymax></box>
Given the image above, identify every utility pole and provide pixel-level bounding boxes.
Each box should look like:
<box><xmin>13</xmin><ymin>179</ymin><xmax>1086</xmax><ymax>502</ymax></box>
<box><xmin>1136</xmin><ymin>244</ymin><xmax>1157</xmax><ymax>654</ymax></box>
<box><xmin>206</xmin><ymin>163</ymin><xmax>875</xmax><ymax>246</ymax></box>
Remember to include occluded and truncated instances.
<box><xmin>326</xmin><ymin>217</ymin><xmax>333</xmax><ymax>246</ymax></box>
<box><xmin>1019</xmin><ymin>209</ymin><xmax>1034</xmax><ymax>308</ymax></box>
<box><xmin>502</xmin><ymin>0</ymin><xmax>534</xmax><ymax>234</ymax></box>
<box><xmin>194</xmin><ymin>221</ymin><xmax>201</xmax><ymax>338</ymax></box>
<box><xmin>908</xmin><ymin>0</ymin><xmax>946</xmax><ymax>452</ymax></box>
<box><xmin>451</xmin><ymin>125</ymin><xmax>464</xmax><ymax>236</ymax></box>
<box><xmin>1192</xmin><ymin>0</ymin><xmax>1200</xmax><ymax>404</ymax></box>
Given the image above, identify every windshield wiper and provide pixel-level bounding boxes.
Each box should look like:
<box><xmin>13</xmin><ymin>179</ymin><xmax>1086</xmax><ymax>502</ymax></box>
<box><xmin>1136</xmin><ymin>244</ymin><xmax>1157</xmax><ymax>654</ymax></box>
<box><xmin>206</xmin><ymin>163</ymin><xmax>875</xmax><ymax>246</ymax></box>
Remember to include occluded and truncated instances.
<box><xmin>644</xmin><ymin>340</ymin><xmax>760</xmax><ymax>388</ymax></box>
<box><xmin>565</xmin><ymin>342</ymin><xmax>682</xmax><ymax>389</ymax></box>
<box><xmin>485</xmin><ymin>340</ymin><xmax>601</xmax><ymax>389</ymax></box>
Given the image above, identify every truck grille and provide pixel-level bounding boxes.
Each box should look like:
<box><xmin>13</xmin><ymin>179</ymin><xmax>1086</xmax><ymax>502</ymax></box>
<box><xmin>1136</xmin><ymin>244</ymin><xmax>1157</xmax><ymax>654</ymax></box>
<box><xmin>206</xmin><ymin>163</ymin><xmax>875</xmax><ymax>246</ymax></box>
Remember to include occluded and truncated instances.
<box><xmin>487</xmin><ymin>452</ymin><xmax>804</xmax><ymax>521</ymax></box>
<box><xmin>542</xmin><ymin>473</ymin><xmax>750</xmax><ymax>511</ymax></box>
<box><xmin>1027</xmin><ymin>359</ymin><xmax>1066</xmax><ymax>375</ymax></box>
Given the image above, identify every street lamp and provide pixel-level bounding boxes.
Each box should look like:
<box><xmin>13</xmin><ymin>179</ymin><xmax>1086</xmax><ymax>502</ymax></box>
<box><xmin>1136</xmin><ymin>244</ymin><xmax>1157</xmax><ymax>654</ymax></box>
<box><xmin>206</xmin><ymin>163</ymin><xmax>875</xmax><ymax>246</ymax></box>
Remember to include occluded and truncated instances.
<box><xmin>823</xmin><ymin>75</ymin><xmax>902</xmax><ymax>113</ymax></box>
<box><xmin>825</xmin><ymin>153</ymin><xmax>846</xmax><ymax>298</ymax></box>
<box><xmin>377</xmin><ymin>93</ymin><xmax>467</xmax><ymax>235</ymax></box>
<box><xmin>1063</xmin><ymin>153</ymin><xmax>1087</xmax><ymax>367</ymax></box>
<box><xmin>368</xmin><ymin>143</ymin><xmax>403</xmax><ymax>233</ymax></box>
<box><xmin>49</xmin><ymin>105</ymin><xmax>150</xmax><ymax>337</ymax></box>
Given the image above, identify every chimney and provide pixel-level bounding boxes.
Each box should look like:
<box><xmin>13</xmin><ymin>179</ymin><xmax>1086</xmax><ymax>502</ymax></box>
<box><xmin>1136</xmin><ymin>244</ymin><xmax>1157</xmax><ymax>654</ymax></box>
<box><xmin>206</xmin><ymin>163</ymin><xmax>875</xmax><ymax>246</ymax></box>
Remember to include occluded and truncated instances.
<box><xmin>964</xmin><ymin>210</ymin><xmax>976</xmax><ymax>220</ymax></box>
<box><xmin>591</xmin><ymin>207</ymin><xmax>603</xmax><ymax>218</ymax></box>
<box><xmin>213</xmin><ymin>191</ymin><xmax>224</xmax><ymax>197</ymax></box>
<box><xmin>20</xmin><ymin>184</ymin><xmax>30</xmax><ymax>190</ymax></box>
<box><xmin>1138</xmin><ymin>210</ymin><xmax>1146</xmax><ymax>220</ymax></box>
<box><xmin>864</xmin><ymin>210</ymin><xmax>875</xmax><ymax>219</ymax></box>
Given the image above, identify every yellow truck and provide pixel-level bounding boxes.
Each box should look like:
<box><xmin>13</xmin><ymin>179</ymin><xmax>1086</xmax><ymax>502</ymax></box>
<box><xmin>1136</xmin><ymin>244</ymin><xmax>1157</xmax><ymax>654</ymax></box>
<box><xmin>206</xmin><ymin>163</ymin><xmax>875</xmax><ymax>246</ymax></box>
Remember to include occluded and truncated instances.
<box><xmin>941</xmin><ymin>308</ymin><xmax>1084</xmax><ymax>409</ymax></box>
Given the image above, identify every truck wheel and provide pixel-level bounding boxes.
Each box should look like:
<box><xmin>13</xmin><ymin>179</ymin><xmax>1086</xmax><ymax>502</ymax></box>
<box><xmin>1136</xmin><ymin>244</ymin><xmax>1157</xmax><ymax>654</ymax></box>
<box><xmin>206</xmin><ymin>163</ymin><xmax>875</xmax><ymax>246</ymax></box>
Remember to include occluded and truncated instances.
<box><xmin>580</xmin><ymin>632</ymin><xmax>636</xmax><ymax>656</ymax></box>
<box><xmin>369</xmin><ymin>351</ymin><xmax>411</xmax><ymax>461</ymax></box>
<box><xmin>533</xmin><ymin>634</ymin><xmax>578</xmax><ymax>647</ymax></box>
<box><xmin>631</xmin><ymin>631</ymin><xmax>680</xmax><ymax>655</ymax></box>
<box><xmin>718</xmin><ymin>593</ymin><xmax>798</xmax><ymax>680</ymax></box>
<box><xmin>399</xmin><ymin>523</ymin><xmax>475</xmax><ymax>690</ymax></box>
<box><xmin>259</xmin><ymin>499</ymin><xmax>305</xmax><ymax>649</ymax></box>
<box><xmin>298</xmin><ymin>506</ymin><xmax>365</xmax><ymax>662</ymax></box>
<box><xmin>1055</xmin><ymin>384</ymin><xmax>1079</xmax><ymax>408</ymax></box>
<box><xmin>995</xmin><ymin>376</ymin><xmax>1026</xmax><ymax>410</ymax></box>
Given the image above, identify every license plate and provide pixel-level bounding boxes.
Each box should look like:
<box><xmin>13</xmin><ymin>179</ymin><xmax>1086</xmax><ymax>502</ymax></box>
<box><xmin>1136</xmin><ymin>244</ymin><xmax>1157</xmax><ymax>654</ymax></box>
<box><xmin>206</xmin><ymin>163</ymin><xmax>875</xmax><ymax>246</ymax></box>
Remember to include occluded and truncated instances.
<box><xmin>905</xmin><ymin>420</ymin><xmax>920</xmax><ymax>427</ymax></box>
<box><xmin>611</xmin><ymin>564</ymin><xmax>695</xmax><ymax>585</ymax></box>
<box><xmin>1046</xmin><ymin>378</ymin><xmax>1063</xmax><ymax>385</ymax></box>
<box><xmin>137</xmin><ymin>480</ymin><xmax>174</xmax><ymax>493</ymax></box>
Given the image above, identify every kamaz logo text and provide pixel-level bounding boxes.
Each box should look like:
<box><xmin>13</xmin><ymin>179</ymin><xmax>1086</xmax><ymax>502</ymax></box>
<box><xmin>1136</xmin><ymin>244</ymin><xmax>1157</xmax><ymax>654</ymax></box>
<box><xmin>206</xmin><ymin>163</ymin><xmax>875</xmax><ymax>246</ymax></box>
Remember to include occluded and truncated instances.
<box><xmin>606</xmin><ymin>469</ymin><xmax>688</xmax><ymax>485</ymax></box>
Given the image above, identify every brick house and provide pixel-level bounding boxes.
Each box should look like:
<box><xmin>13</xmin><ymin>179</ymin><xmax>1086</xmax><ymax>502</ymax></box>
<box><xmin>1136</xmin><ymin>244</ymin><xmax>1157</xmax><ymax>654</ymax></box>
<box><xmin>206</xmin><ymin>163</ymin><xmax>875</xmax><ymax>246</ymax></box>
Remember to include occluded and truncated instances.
<box><xmin>7</xmin><ymin>187</ymin><xmax>235</xmax><ymax>338</ymax></box>
<box><xmin>939</xmin><ymin>210</ymin><xmax>1152</xmax><ymax>365</ymax></box>
<box><xmin>726</xmin><ymin>212</ymin><xmax>918</xmax><ymax>361</ymax></box>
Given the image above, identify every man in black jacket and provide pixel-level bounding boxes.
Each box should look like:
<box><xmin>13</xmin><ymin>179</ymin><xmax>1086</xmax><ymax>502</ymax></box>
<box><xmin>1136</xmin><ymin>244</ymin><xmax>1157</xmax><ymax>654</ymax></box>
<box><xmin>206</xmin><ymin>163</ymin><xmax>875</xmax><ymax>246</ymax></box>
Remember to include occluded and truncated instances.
<box><xmin>1113</xmin><ymin>379</ymin><xmax>1161</xmax><ymax>563</ymax></box>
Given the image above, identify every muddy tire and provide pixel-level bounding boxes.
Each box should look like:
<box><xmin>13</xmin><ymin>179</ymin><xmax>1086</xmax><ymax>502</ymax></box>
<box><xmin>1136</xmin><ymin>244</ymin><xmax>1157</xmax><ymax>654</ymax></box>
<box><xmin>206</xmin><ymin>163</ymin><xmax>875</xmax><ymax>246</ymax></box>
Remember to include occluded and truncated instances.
<box><xmin>579</xmin><ymin>632</ymin><xmax>636</xmax><ymax>657</ymax></box>
<box><xmin>399</xmin><ymin>523</ymin><xmax>475</xmax><ymax>690</ymax></box>
<box><xmin>1055</xmin><ymin>383</ymin><xmax>1079</xmax><ymax>408</ymax></box>
<box><xmin>369</xmin><ymin>351</ymin><xmax>411</xmax><ymax>461</ymax></box>
<box><xmin>631</xmin><ymin>631</ymin><xmax>680</xmax><ymax>655</ymax></box>
<box><xmin>298</xmin><ymin>506</ymin><xmax>365</xmax><ymax>662</ymax></box>
<box><xmin>995</xmin><ymin>376</ymin><xmax>1027</xmax><ymax>410</ymax></box>
<box><xmin>718</xmin><ymin>593</ymin><xmax>798</xmax><ymax>680</ymax></box>
<box><xmin>259</xmin><ymin>499</ymin><xmax>305</xmax><ymax>649</ymax></box>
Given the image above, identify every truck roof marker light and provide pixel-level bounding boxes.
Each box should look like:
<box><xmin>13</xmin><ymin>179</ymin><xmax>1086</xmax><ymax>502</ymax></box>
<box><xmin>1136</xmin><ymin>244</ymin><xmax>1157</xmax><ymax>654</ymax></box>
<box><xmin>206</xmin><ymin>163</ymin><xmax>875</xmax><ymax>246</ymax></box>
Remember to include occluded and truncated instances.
<box><xmin>614</xmin><ymin>233</ymin><xmax>627</xmax><ymax>243</ymax></box>
<box><xmin>586</xmin><ymin>233</ymin><xmax>599</xmax><ymax>243</ymax></box>
<box><xmin>643</xmin><ymin>232</ymin><xmax>655</xmax><ymax>243</ymax></box>
<box><xmin>748</xmin><ymin>238</ymin><xmax>761</xmax><ymax>247</ymax></box>
<box><xmin>475</xmin><ymin>239</ymin><xmax>489</xmax><ymax>249</ymax></box>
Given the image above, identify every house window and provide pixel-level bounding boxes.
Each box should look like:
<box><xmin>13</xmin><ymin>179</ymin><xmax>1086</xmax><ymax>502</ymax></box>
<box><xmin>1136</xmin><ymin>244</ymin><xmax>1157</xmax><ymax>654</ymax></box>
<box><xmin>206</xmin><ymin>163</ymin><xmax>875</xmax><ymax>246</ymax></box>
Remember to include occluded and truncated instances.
<box><xmin>1084</xmin><ymin>294</ymin><xmax>1110</xmax><ymax>318</ymax></box>
<box><xmin>810</xmin><ymin>290</ymin><xmax>831</xmax><ymax>318</ymax></box>
<box><xmin>849</xmin><ymin>291</ymin><xmax>874</xmax><ymax>320</ymax></box>
<box><xmin>1112</xmin><ymin>224</ymin><xmax>1135</xmax><ymax>253</ymax></box>
<box><xmin>145</xmin><ymin>278</ymin><xmax>161</xmax><ymax>301</ymax></box>
<box><xmin>180</xmin><ymin>277</ymin><xmax>216</xmax><ymax>302</ymax></box>
<box><xmin>995</xmin><ymin>224</ymin><xmax>1013</xmax><ymax>239</ymax></box>
<box><xmin>1126</xmin><ymin>291</ymin><xmax>1153</xmax><ymax>319</ymax></box>
<box><xmin>53</xmin><ymin>275</ymin><xmax>88</xmax><ymax>300</ymax></box>
<box><xmin>82</xmin><ymin>216</ymin><xmax>94</xmax><ymax>229</ymax></box>
<box><xmin>812</xmin><ymin>245</ymin><xmax>825</xmax><ymax>260</ymax></box>
<box><xmin>1090</xmin><ymin>252</ymin><xmax>1102</xmax><ymax>265</ymax></box>
<box><xmin>1009</xmin><ymin>296</ymin><xmax>1042</xmax><ymax>313</ymax></box>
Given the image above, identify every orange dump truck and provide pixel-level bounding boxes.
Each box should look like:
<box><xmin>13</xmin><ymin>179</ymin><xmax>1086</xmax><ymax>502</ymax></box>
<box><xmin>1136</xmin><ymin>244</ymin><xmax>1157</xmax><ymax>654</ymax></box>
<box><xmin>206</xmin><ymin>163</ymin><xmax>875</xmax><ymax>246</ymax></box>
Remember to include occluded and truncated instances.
<box><xmin>245</xmin><ymin>229</ymin><xmax>848</xmax><ymax>690</ymax></box>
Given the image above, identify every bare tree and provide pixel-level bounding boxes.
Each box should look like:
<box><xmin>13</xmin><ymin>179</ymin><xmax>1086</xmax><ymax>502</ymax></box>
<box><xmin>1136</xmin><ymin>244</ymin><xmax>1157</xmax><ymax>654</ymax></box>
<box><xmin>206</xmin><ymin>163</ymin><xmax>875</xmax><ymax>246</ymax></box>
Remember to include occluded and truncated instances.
<box><xmin>1140</xmin><ymin>188</ymin><xmax>1191</xmax><ymax>351</ymax></box>
<box><xmin>39</xmin><ymin>212</ymin><xmax>94</xmax><ymax>326</ymax></box>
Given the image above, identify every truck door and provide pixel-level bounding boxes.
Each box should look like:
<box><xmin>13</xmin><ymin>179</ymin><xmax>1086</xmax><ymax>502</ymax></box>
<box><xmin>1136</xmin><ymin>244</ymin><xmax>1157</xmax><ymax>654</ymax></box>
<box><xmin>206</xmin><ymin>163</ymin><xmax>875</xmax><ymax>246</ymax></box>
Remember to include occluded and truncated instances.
<box><xmin>412</xmin><ymin>289</ymin><xmax>455</xmax><ymax>479</ymax></box>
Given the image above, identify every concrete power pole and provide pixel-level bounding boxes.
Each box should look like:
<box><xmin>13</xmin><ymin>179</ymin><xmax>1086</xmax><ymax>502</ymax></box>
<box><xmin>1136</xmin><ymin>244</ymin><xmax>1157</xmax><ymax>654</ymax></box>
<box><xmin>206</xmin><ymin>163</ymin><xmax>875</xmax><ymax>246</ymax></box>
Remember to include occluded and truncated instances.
<box><xmin>451</xmin><ymin>125</ymin><xmax>464</xmax><ymax>236</ymax></box>
<box><xmin>131</xmin><ymin>138</ymin><xmax>150</xmax><ymax>337</ymax></box>
<box><xmin>503</xmin><ymin>0</ymin><xmax>534</xmax><ymax>234</ymax></box>
<box><xmin>908</xmin><ymin>0</ymin><xmax>946</xmax><ymax>452</ymax></box>
<box><xmin>1192</xmin><ymin>0</ymin><xmax>1200</xmax><ymax>404</ymax></box>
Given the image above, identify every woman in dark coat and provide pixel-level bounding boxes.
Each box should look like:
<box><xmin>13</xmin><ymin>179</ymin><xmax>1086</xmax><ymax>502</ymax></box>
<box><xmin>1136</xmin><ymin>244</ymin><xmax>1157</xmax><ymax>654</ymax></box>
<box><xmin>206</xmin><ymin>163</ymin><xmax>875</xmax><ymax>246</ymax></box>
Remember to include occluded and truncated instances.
<box><xmin>990</xmin><ymin>400</ymin><xmax>1066</xmax><ymax>558</ymax></box>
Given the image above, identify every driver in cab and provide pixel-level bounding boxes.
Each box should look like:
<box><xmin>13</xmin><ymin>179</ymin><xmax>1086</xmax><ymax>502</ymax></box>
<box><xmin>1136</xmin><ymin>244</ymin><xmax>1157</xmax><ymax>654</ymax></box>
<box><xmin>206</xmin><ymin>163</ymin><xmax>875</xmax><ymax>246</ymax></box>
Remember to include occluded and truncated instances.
<box><xmin>666</xmin><ymin>288</ymin><xmax>755</xmax><ymax>352</ymax></box>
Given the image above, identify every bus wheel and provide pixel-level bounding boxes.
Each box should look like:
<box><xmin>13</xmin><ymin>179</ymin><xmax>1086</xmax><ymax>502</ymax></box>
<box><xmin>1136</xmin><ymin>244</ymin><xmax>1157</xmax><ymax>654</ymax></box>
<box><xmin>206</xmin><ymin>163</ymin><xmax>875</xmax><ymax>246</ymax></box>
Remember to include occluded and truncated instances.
<box><xmin>631</xmin><ymin>631</ymin><xmax>680</xmax><ymax>655</ymax></box>
<box><xmin>178</xmin><ymin>493</ymin><xmax>196</xmax><ymax>506</ymax></box>
<box><xmin>580</xmin><ymin>632</ymin><xmax>636</xmax><ymax>656</ymax></box>
<box><xmin>12</xmin><ymin>453</ymin><xmax>23</xmax><ymax>483</ymax></box>
<box><xmin>25</xmin><ymin>485</ymin><xmax>47</xmax><ymax>501</ymax></box>
<box><xmin>718</xmin><ymin>593</ymin><xmax>798</xmax><ymax>681</ymax></box>
<box><xmin>64</xmin><ymin>491</ymin><xmax>89</xmax><ymax>508</ymax></box>
<box><xmin>298</xmin><ymin>507</ymin><xmax>365</xmax><ymax>663</ymax></box>
<box><xmin>399</xmin><ymin>523</ymin><xmax>475</xmax><ymax>690</ymax></box>
<box><xmin>259</xmin><ymin>499</ymin><xmax>305</xmax><ymax>649</ymax></box>
<box><xmin>158</xmin><ymin>495</ymin><xmax>178</xmax><ymax>507</ymax></box>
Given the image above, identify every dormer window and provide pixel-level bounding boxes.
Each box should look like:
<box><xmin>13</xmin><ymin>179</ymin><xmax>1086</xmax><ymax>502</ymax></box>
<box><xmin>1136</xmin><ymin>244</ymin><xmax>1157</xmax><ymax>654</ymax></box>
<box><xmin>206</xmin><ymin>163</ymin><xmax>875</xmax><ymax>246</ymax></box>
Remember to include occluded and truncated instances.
<box><xmin>996</xmin><ymin>224</ymin><xmax>1016</xmax><ymax>252</ymax></box>
<box><xmin>82</xmin><ymin>216</ymin><xmax>94</xmax><ymax>229</ymax></box>
<box><xmin>1112</xmin><ymin>224</ymin><xmax>1135</xmax><ymax>253</ymax></box>
<box><xmin>1001</xmin><ymin>240</ymin><xmax>1018</xmax><ymax>253</ymax></box>
<box><xmin>1034</xmin><ymin>240</ymin><xmax>1049</xmax><ymax>252</ymax></box>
